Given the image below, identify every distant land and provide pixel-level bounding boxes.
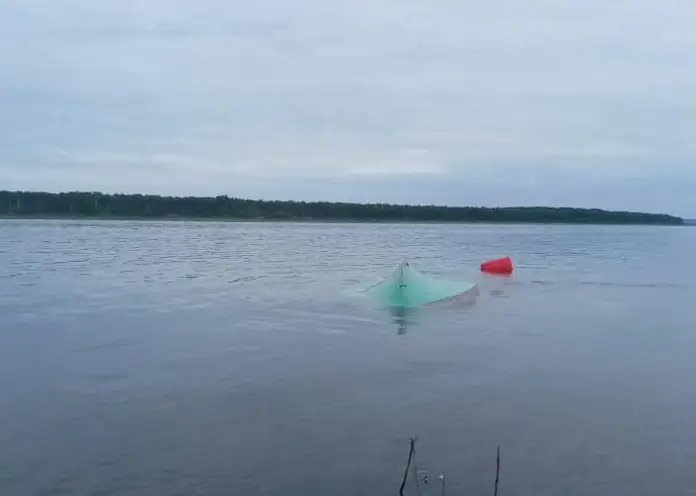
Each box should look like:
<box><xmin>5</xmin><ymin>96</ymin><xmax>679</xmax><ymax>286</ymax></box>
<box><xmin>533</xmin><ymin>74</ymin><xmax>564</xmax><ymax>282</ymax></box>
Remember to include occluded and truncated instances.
<box><xmin>0</xmin><ymin>190</ymin><xmax>685</xmax><ymax>225</ymax></box>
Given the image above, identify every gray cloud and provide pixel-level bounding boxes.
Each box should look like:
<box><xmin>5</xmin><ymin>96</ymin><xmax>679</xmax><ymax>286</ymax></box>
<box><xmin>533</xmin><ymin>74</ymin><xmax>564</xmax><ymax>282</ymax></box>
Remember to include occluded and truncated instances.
<box><xmin>1</xmin><ymin>0</ymin><xmax>695</xmax><ymax>215</ymax></box>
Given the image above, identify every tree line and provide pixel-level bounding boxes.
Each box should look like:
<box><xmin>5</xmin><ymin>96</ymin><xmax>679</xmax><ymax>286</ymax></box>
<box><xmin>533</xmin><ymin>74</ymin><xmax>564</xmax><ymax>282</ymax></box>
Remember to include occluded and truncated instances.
<box><xmin>0</xmin><ymin>190</ymin><xmax>684</xmax><ymax>225</ymax></box>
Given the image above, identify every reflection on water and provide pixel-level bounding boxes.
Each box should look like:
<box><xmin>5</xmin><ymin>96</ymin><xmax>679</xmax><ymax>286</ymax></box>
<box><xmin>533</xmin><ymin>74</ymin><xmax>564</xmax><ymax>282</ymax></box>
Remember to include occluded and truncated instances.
<box><xmin>389</xmin><ymin>305</ymin><xmax>413</xmax><ymax>335</ymax></box>
<box><xmin>386</xmin><ymin>288</ymin><xmax>481</xmax><ymax>336</ymax></box>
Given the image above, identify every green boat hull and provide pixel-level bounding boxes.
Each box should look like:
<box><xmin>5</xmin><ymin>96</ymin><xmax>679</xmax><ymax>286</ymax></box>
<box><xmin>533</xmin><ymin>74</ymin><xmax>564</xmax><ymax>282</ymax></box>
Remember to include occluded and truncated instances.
<box><xmin>365</xmin><ymin>262</ymin><xmax>478</xmax><ymax>309</ymax></box>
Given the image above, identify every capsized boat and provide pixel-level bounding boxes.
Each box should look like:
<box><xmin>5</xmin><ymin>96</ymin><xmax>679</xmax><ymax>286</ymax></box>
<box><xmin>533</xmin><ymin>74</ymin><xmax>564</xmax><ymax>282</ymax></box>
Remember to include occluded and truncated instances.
<box><xmin>365</xmin><ymin>262</ymin><xmax>478</xmax><ymax>309</ymax></box>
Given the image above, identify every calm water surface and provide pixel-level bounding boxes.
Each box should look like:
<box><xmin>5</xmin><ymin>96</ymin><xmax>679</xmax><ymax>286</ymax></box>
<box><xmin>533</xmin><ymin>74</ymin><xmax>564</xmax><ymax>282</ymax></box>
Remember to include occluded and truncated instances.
<box><xmin>1</xmin><ymin>220</ymin><xmax>695</xmax><ymax>495</ymax></box>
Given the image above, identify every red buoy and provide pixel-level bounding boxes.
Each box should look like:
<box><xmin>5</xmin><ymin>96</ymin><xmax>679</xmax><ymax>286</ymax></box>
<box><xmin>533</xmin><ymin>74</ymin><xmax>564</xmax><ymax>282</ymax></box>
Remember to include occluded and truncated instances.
<box><xmin>481</xmin><ymin>256</ymin><xmax>513</xmax><ymax>274</ymax></box>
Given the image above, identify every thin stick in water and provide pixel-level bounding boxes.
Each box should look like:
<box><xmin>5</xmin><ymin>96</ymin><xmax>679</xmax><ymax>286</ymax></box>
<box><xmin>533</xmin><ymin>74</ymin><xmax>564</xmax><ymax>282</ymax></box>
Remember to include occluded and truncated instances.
<box><xmin>411</xmin><ymin>443</ymin><xmax>420</xmax><ymax>491</ymax></box>
<box><xmin>400</xmin><ymin>437</ymin><xmax>417</xmax><ymax>496</ymax></box>
<box><xmin>494</xmin><ymin>445</ymin><xmax>500</xmax><ymax>496</ymax></box>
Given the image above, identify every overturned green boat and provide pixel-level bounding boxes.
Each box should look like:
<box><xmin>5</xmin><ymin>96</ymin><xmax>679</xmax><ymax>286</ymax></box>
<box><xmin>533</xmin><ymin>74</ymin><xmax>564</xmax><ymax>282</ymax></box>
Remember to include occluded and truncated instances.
<box><xmin>365</xmin><ymin>262</ymin><xmax>478</xmax><ymax>309</ymax></box>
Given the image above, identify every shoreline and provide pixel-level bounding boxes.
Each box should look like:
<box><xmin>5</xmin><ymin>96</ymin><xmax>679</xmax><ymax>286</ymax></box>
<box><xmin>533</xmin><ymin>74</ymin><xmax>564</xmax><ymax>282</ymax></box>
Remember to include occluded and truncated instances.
<box><xmin>0</xmin><ymin>190</ymin><xmax>685</xmax><ymax>226</ymax></box>
<box><xmin>0</xmin><ymin>214</ymin><xmax>686</xmax><ymax>227</ymax></box>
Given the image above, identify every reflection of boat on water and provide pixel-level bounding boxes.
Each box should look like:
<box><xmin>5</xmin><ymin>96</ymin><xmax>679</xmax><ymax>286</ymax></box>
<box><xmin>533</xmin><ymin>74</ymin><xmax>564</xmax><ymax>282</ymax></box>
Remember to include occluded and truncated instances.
<box><xmin>389</xmin><ymin>304</ymin><xmax>412</xmax><ymax>335</ymax></box>
<box><xmin>365</xmin><ymin>262</ymin><xmax>479</xmax><ymax>310</ymax></box>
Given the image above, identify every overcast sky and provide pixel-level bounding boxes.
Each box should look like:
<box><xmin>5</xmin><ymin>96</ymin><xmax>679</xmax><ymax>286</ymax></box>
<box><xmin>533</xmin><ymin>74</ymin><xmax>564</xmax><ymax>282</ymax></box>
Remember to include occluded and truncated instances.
<box><xmin>1</xmin><ymin>1</ymin><xmax>695</xmax><ymax>215</ymax></box>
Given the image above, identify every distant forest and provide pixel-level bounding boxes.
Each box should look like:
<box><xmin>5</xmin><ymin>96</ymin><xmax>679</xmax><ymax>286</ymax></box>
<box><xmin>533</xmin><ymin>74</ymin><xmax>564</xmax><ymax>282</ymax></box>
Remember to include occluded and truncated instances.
<box><xmin>0</xmin><ymin>190</ymin><xmax>685</xmax><ymax>225</ymax></box>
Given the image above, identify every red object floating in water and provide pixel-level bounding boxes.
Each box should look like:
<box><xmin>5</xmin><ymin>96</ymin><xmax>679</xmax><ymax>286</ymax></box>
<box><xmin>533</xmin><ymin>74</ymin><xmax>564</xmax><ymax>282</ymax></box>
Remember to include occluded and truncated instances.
<box><xmin>481</xmin><ymin>256</ymin><xmax>514</xmax><ymax>274</ymax></box>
